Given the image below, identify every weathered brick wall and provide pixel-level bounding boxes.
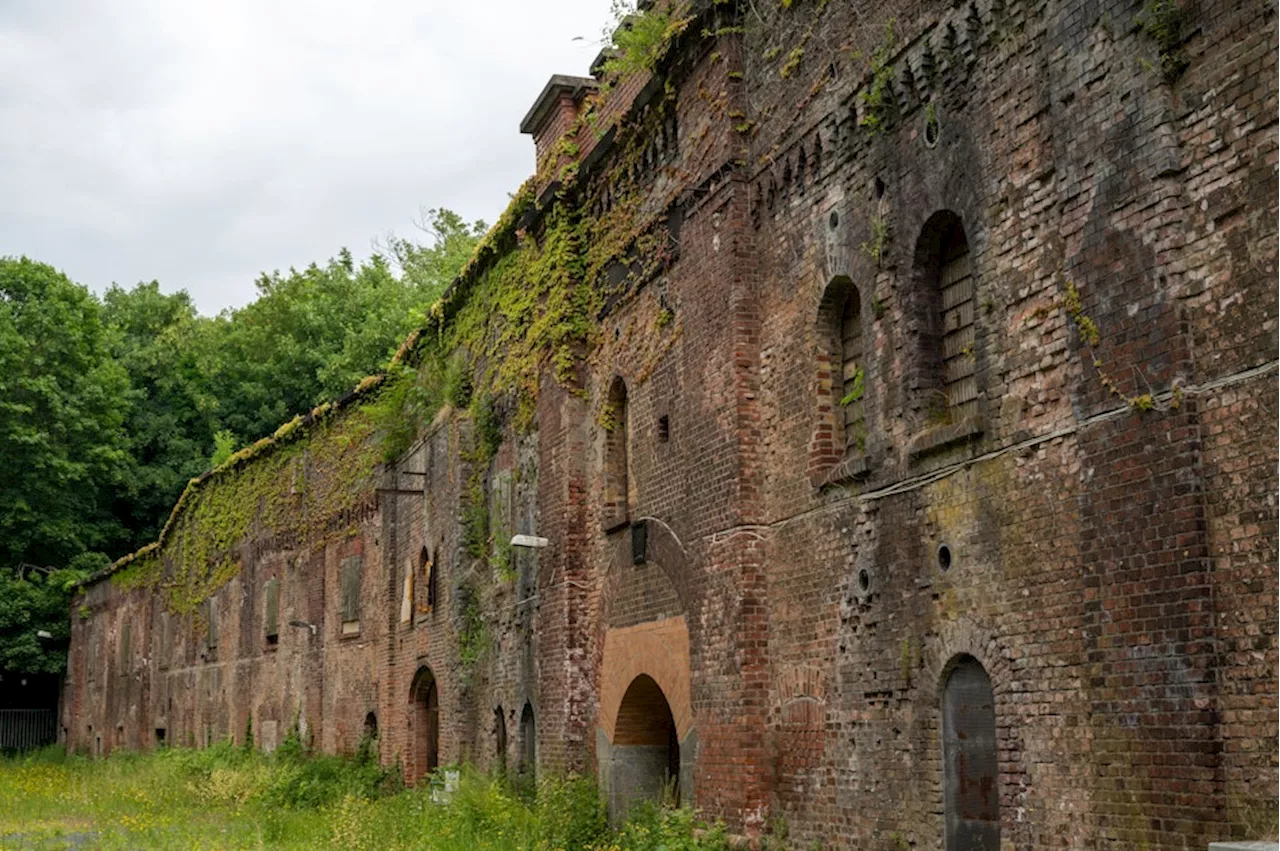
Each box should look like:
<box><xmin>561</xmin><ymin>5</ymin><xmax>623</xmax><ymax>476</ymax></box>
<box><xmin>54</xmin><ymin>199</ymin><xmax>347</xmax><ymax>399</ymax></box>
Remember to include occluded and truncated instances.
<box><xmin>64</xmin><ymin>0</ymin><xmax>1275</xmax><ymax>846</ymax></box>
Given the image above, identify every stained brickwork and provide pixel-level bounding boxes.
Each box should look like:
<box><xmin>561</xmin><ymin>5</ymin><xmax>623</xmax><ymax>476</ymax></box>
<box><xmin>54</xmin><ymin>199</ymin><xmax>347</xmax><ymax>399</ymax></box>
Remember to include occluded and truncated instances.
<box><xmin>64</xmin><ymin>0</ymin><xmax>1275</xmax><ymax>846</ymax></box>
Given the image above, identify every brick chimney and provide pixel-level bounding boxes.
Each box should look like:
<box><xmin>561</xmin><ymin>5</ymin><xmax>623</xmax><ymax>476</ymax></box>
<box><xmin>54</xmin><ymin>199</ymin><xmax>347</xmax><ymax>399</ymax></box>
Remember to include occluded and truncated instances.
<box><xmin>520</xmin><ymin>75</ymin><xmax>598</xmax><ymax>172</ymax></box>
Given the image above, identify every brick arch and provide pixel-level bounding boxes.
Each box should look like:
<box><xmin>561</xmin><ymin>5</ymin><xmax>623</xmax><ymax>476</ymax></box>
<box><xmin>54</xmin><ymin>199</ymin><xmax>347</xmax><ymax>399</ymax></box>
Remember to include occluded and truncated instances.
<box><xmin>774</xmin><ymin>664</ymin><xmax>828</xmax><ymax>711</ymax></box>
<box><xmin>598</xmin><ymin>617</ymin><xmax>692</xmax><ymax>743</ymax></box>
<box><xmin>603</xmin><ymin>516</ymin><xmax>695</xmax><ymax>629</ymax></box>
<box><xmin>918</xmin><ymin>616</ymin><xmax>1012</xmax><ymax>698</ymax></box>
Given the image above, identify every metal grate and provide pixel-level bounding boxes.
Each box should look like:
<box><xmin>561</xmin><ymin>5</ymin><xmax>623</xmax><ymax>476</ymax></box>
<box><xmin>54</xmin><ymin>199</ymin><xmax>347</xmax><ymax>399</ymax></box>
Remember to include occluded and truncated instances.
<box><xmin>939</xmin><ymin>230</ymin><xmax>976</xmax><ymax>422</ymax></box>
<box><xmin>0</xmin><ymin>709</ymin><xmax>57</xmax><ymax>753</ymax></box>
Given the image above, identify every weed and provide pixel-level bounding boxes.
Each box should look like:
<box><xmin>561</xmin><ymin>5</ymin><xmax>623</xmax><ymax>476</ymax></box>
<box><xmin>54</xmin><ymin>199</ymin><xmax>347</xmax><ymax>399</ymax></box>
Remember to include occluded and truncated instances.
<box><xmin>860</xmin><ymin>214</ymin><xmax>891</xmax><ymax>263</ymax></box>
<box><xmin>857</xmin><ymin>21</ymin><xmax>898</xmax><ymax>133</ymax></box>
<box><xmin>1135</xmin><ymin>0</ymin><xmax>1189</xmax><ymax>81</ymax></box>
<box><xmin>0</xmin><ymin>747</ymin><xmax>726</xmax><ymax>850</ymax></box>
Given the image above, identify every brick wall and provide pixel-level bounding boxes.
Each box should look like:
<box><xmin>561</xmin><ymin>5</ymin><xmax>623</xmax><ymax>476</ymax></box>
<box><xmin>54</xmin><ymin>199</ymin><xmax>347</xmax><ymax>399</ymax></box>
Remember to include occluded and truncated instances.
<box><xmin>64</xmin><ymin>0</ymin><xmax>1276</xmax><ymax>845</ymax></box>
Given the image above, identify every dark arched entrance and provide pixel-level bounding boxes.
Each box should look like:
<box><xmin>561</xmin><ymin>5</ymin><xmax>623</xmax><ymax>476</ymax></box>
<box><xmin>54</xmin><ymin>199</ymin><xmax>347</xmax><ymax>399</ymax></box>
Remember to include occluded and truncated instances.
<box><xmin>494</xmin><ymin>706</ymin><xmax>507</xmax><ymax>774</ymax></box>
<box><xmin>610</xmin><ymin>674</ymin><xmax>680</xmax><ymax>820</ymax></box>
<box><xmin>942</xmin><ymin>655</ymin><xmax>999</xmax><ymax>850</ymax></box>
<box><xmin>519</xmin><ymin>702</ymin><xmax>536</xmax><ymax>779</ymax></box>
<box><xmin>409</xmin><ymin>667</ymin><xmax>439</xmax><ymax>782</ymax></box>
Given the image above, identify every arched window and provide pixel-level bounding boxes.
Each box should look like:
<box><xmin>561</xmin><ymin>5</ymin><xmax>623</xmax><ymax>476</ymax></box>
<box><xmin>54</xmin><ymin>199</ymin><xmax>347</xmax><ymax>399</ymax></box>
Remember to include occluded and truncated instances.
<box><xmin>913</xmin><ymin>212</ymin><xmax>977</xmax><ymax>425</ymax></box>
<box><xmin>942</xmin><ymin>656</ymin><xmax>999</xmax><ymax>850</ymax></box>
<box><xmin>839</xmin><ymin>286</ymin><xmax>866</xmax><ymax>450</ymax></box>
<box><xmin>810</xmin><ymin>277</ymin><xmax>871</xmax><ymax>485</ymax></box>
<box><xmin>424</xmin><ymin>547</ymin><xmax>437</xmax><ymax>613</ymax></box>
<box><xmin>603</xmin><ymin>377</ymin><xmax>630</xmax><ymax>530</ymax></box>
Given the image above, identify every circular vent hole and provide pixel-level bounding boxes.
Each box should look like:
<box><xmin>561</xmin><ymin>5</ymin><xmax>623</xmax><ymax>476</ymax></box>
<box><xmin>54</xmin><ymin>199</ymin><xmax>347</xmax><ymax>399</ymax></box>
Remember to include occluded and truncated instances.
<box><xmin>857</xmin><ymin>567</ymin><xmax>872</xmax><ymax>593</ymax></box>
<box><xmin>937</xmin><ymin>544</ymin><xmax>952</xmax><ymax>571</ymax></box>
<box><xmin>829</xmin><ymin>211</ymin><xmax>839</xmax><ymax>230</ymax></box>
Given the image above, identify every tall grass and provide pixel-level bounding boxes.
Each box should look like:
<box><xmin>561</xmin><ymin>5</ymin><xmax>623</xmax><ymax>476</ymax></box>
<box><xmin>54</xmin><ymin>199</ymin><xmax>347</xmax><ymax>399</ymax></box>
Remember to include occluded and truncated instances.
<box><xmin>0</xmin><ymin>744</ymin><xmax>731</xmax><ymax>850</ymax></box>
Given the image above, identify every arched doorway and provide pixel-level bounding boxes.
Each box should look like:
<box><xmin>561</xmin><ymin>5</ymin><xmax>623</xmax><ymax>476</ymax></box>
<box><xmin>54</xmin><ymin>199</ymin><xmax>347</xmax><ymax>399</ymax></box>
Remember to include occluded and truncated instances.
<box><xmin>610</xmin><ymin>674</ymin><xmax>680</xmax><ymax>820</ymax></box>
<box><xmin>519</xmin><ymin>702</ymin><xmax>536</xmax><ymax>779</ymax></box>
<box><xmin>494</xmin><ymin>707</ymin><xmax>507</xmax><ymax>774</ymax></box>
<box><xmin>942</xmin><ymin>655</ymin><xmax>999</xmax><ymax>850</ymax></box>
<box><xmin>409</xmin><ymin>667</ymin><xmax>439</xmax><ymax>782</ymax></box>
<box><xmin>356</xmin><ymin>711</ymin><xmax>379</xmax><ymax>762</ymax></box>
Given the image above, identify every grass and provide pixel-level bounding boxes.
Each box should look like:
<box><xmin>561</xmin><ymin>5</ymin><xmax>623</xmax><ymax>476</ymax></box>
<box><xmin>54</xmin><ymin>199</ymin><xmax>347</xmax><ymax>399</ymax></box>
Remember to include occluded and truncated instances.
<box><xmin>0</xmin><ymin>743</ymin><xmax>731</xmax><ymax>850</ymax></box>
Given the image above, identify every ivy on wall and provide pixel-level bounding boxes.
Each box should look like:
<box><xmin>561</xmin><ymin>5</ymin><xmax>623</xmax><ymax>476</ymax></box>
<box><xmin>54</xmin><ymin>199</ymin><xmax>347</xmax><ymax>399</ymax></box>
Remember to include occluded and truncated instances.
<box><xmin>100</xmin><ymin>1</ymin><xmax>695</xmax><ymax>616</ymax></box>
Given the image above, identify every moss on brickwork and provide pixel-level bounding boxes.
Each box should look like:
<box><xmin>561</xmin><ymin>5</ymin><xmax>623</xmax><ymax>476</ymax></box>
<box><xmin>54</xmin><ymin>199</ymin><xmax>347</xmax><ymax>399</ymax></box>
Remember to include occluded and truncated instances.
<box><xmin>111</xmin><ymin>401</ymin><xmax>383</xmax><ymax>614</ymax></box>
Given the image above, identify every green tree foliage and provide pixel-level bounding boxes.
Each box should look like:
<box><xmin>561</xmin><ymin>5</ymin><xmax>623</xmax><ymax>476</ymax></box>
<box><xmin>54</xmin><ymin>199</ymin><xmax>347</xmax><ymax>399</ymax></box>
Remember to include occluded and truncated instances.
<box><xmin>384</xmin><ymin>208</ymin><xmax>489</xmax><ymax>306</ymax></box>
<box><xmin>0</xmin><ymin>258</ymin><xmax>131</xmax><ymax>568</ymax></box>
<box><xmin>0</xmin><ymin>555</ymin><xmax>103</xmax><ymax>674</ymax></box>
<box><xmin>205</xmin><ymin>210</ymin><xmax>484</xmax><ymax>444</ymax></box>
<box><xmin>101</xmin><ymin>282</ymin><xmax>218</xmax><ymax>548</ymax></box>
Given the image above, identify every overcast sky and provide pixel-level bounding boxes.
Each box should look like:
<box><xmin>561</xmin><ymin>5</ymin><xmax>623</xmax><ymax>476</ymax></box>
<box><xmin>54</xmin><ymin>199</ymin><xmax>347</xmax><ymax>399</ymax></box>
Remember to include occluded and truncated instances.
<box><xmin>1</xmin><ymin>0</ymin><xmax>613</xmax><ymax>315</ymax></box>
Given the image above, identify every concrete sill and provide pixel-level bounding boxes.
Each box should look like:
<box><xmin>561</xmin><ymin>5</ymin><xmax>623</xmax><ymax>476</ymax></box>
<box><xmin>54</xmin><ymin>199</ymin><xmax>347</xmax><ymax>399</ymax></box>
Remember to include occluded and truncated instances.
<box><xmin>1208</xmin><ymin>843</ymin><xmax>1280</xmax><ymax>851</ymax></box>
<box><xmin>907</xmin><ymin>415</ymin><xmax>984</xmax><ymax>460</ymax></box>
<box><xmin>815</xmin><ymin>451</ymin><xmax>872</xmax><ymax>488</ymax></box>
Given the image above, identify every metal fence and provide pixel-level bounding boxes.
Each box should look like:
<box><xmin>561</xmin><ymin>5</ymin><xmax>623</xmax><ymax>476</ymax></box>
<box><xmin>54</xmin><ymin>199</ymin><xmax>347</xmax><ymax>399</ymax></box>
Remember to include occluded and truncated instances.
<box><xmin>0</xmin><ymin>709</ymin><xmax>57</xmax><ymax>753</ymax></box>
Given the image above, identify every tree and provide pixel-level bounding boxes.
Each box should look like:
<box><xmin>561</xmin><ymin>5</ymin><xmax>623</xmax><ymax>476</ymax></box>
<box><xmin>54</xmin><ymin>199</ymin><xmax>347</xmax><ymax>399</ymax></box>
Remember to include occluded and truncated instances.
<box><xmin>0</xmin><ymin>555</ymin><xmax>102</xmax><ymax>675</ymax></box>
<box><xmin>384</xmin><ymin>207</ymin><xmax>488</xmax><ymax>306</ymax></box>
<box><xmin>0</xmin><ymin>258</ymin><xmax>131</xmax><ymax>569</ymax></box>
<box><xmin>101</xmin><ymin>281</ymin><xmax>218</xmax><ymax>548</ymax></box>
<box><xmin>206</xmin><ymin>211</ymin><xmax>484</xmax><ymax>443</ymax></box>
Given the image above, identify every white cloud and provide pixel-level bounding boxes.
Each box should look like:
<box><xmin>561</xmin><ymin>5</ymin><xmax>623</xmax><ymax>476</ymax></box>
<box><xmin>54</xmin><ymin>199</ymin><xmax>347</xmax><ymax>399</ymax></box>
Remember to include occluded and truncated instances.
<box><xmin>0</xmin><ymin>0</ymin><xmax>613</xmax><ymax>313</ymax></box>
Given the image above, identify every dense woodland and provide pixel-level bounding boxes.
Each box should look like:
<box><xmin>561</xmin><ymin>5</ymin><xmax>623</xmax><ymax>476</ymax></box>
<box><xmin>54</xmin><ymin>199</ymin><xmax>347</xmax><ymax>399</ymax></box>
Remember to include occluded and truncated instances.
<box><xmin>0</xmin><ymin>209</ymin><xmax>485</xmax><ymax>674</ymax></box>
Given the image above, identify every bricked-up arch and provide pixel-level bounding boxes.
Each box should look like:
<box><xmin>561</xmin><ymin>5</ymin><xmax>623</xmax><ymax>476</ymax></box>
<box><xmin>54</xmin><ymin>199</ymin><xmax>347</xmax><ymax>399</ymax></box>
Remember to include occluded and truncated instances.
<box><xmin>942</xmin><ymin>655</ymin><xmax>999</xmax><ymax>850</ymax></box>
<box><xmin>409</xmin><ymin>666</ymin><xmax>439</xmax><ymax>782</ymax></box>
<box><xmin>608</xmin><ymin>675</ymin><xmax>681</xmax><ymax>820</ymax></box>
<box><xmin>772</xmin><ymin>666</ymin><xmax>827</xmax><ymax>796</ymax></box>
<box><xmin>810</xmin><ymin>276</ymin><xmax>871</xmax><ymax>485</ymax></box>
<box><xmin>911</xmin><ymin>212</ymin><xmax>978</xmax><ymax>424</ymax></box>
<box><xmin>602</xmin><ymin>377</ymin><xmax>630</xmax><ymax>530</ymax></box>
